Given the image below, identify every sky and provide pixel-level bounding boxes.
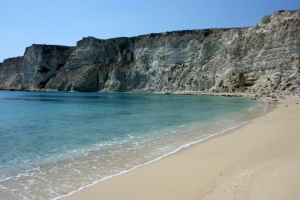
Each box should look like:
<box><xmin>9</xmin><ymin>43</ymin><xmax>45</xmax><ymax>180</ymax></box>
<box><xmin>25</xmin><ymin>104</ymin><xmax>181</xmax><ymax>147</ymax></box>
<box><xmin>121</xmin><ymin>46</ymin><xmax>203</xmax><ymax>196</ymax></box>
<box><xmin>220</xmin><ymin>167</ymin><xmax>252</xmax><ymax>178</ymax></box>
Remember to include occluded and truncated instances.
<box><xmin>1</xmin><ymin>0</ymin><xmax>300</xmax><ymax>62</ymax></box>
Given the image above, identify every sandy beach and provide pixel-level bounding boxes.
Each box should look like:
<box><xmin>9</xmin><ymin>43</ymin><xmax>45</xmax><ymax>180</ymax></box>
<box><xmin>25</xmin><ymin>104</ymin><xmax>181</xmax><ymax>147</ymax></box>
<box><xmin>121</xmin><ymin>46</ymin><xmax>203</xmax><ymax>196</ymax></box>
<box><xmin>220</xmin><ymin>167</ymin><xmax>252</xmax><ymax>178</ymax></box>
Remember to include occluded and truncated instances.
<box><xmin>61</xmin><ymin>98</ymin><xmax>300</xmax><ymax>200</ymax></box>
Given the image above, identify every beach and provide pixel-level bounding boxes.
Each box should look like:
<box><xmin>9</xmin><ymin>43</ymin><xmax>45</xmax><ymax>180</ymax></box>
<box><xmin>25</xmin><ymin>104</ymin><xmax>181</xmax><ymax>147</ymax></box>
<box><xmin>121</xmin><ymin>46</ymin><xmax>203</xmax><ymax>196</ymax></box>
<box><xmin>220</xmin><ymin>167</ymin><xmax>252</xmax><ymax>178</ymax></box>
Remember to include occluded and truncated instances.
<box><xmin>61</xmin><ymin>98</ymin><xmax>300</xmax><ymax>200</ymax></box>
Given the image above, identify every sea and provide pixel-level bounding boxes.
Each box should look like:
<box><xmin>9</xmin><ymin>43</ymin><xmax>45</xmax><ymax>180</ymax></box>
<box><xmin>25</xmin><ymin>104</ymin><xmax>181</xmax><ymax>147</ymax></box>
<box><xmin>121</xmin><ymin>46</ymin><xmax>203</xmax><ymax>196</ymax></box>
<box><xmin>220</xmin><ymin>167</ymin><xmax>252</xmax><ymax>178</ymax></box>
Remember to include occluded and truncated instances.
<box><xmin>0</xmin><ymin>91</ymin><xmax>268</xmax><ymax>200</ymax></box>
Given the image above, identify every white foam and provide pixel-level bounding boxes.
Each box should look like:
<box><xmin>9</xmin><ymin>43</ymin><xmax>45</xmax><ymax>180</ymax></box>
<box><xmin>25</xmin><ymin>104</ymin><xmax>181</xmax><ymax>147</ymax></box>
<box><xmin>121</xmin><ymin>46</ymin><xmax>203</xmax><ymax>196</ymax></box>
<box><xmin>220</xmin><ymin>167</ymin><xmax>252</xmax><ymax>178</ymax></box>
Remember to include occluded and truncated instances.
<box><xmin>0</xmin><ymin>184</ymin><xmax>8</xmax><ymax>190</ymax></box>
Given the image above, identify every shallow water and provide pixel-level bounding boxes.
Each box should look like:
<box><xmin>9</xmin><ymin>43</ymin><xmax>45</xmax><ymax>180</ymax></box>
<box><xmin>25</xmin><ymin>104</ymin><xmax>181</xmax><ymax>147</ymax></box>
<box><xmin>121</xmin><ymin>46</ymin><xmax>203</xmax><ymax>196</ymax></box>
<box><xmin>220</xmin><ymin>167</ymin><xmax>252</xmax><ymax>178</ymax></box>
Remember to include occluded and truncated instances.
<box><xmin>0</xmin><ymin>91</ymin><xmax>267</xmax><ymax>200</ymax></box>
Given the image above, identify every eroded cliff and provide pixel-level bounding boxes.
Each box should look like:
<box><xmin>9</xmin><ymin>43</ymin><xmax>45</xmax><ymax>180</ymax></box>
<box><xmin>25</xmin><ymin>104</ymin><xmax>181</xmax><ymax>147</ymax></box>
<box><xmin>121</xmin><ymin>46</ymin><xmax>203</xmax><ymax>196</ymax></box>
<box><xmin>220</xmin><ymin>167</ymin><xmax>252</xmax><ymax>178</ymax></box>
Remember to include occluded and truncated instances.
<box><xmin>1</xmin><ymin>10</ymin><xmax>299</xmax><ymax>97</ymax></box>
<box><xmin>0</xmin><ymin>56</ymin><xmax>24</xmax><ymax>90</ymax></box>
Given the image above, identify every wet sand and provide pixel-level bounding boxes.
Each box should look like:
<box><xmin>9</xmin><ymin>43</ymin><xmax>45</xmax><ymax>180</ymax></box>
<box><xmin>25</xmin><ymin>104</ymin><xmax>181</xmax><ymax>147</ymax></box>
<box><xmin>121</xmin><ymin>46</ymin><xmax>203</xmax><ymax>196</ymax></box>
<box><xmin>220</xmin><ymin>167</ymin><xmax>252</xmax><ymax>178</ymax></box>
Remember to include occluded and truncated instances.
<box><xmin>61</xmin><ymin>99</ymin><xmax>300</xmax><ymax>200</ymax></box>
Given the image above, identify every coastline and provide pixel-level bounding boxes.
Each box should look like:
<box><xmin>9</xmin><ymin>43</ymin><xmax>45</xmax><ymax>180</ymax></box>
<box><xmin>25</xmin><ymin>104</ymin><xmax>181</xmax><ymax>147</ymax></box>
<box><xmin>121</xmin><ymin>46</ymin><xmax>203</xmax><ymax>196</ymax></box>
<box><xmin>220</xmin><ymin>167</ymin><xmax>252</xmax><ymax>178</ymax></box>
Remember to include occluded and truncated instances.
<box><xmin>60</xmin><ymin>98</ymin><xmax>300</xmax><ymax>200</ymax></box>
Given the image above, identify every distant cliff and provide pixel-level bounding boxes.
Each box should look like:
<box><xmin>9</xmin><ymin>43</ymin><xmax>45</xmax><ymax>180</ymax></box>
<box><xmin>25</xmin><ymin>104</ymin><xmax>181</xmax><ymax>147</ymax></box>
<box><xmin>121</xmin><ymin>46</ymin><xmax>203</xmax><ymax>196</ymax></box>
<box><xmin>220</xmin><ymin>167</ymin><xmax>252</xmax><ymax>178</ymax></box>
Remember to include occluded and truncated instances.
<box><xmin>1</xmin><ymin>10</ymin><xmax>299</xmax><ymax>98</ymax></box>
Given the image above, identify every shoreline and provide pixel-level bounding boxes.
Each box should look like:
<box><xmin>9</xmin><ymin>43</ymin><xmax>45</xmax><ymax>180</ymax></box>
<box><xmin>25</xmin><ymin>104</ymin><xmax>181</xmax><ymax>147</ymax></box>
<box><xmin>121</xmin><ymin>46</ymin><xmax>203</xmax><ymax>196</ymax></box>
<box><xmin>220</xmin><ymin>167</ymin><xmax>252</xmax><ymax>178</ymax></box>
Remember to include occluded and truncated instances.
<box><xmin>0</xmin><ymin>91</ymin><xmax>267</xmax><ymax>200</ymax></box>
<box><xmin>55</xmin><ymin>97</ymin><xmax>268</xmax><ymax>200</ymax></box>
<box><xmin>3</xmin><ymin>89</ymin><xmax>299</xmax><ymax>101</ymax></box>
<box><xmin>60</xmin><ymin>98</ymin><xmax>300</xmax><ymax>200</ymax></box>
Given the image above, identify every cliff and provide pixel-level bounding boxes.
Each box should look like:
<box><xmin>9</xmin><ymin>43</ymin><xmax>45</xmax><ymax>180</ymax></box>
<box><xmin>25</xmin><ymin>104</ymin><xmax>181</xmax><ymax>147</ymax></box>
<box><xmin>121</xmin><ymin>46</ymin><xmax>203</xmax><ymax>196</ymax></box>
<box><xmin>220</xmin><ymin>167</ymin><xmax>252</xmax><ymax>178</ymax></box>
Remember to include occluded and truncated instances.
<box><xmin>1</xmin><ymin>10</ymin><xmax>300</xmax><ymax>97</ymax></box>
<box><xmin>0</xmin><ymin>56</ymin><xmax>24</xmax><ymax>90</ymax></box>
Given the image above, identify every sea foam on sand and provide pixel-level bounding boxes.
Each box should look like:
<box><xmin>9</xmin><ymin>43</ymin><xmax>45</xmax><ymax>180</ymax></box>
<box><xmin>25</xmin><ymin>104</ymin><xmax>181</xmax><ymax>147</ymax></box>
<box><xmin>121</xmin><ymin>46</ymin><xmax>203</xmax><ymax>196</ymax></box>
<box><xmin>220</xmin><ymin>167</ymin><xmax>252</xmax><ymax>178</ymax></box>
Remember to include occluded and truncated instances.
<box><xmin>61</xmin><ymin>99</ymin><xmax>300</xmax><ymax>200</ymax></box>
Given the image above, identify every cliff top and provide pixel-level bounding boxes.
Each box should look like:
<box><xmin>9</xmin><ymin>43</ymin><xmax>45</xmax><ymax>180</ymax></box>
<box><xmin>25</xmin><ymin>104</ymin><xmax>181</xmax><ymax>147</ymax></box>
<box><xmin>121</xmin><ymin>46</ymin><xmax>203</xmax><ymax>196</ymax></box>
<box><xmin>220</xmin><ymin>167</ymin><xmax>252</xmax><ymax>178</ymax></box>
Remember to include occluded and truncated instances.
<box><xmin>2</xmin><ymin>9</ymin><xmax>300</xmax><ymax>62</ymax></box>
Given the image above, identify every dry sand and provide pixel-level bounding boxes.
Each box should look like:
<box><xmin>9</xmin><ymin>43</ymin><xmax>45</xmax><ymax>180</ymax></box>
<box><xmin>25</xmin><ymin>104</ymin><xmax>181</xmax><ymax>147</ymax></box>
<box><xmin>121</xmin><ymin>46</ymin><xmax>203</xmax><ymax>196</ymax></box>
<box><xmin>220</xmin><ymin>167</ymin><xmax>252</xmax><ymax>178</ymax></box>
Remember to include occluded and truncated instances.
<box><xmin>61</xmin><ymin>99</ymin><xmax>300</xmax><ymax>200</ymax></box>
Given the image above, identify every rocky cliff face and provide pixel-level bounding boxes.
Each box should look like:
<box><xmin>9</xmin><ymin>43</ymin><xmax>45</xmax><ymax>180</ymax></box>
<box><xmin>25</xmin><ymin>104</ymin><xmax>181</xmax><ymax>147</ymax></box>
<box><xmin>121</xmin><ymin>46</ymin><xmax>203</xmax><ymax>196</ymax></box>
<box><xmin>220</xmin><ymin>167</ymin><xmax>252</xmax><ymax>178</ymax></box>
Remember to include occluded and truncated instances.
<box><xmin>1</xmin><ymin>10</ymin><xmax>300</xmax><ymax>97</ymax></box>
<box><xmin>20</xmin><ymin>45</ymin><xmax>75</xmax><ymax>90</ymax></box>
<box><xmin>0</xmin><ymin>56</ymin><xmax>24</xmax><ymax>90</ymax></box>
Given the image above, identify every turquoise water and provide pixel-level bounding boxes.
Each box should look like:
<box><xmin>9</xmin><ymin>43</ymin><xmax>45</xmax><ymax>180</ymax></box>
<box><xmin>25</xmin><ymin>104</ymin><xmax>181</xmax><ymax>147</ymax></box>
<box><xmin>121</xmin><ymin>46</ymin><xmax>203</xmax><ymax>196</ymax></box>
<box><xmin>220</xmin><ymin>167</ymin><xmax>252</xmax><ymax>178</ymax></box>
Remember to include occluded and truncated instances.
<box><xmin>0</xmin><ymin>91</ymin><xmax>267</xmax><ymax>199</ymax></box>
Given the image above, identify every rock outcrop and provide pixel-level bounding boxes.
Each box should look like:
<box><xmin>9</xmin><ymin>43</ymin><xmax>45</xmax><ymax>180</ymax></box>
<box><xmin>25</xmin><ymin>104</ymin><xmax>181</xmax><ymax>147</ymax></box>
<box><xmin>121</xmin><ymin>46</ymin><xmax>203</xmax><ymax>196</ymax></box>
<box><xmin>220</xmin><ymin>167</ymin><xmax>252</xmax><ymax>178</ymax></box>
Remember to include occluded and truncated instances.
<box><xmin>0</xmin><ymin>56</ymin><xmax>24</xmax><ymax>90</ymax></box>
<box><xmin>1</xmin><ymin>10</ymin><xmax>300</xmax><ymax>98</ymax></box>
<box><xmin>20</xmin><ymin>45</ymin><xmax>75</xmax><ymax>90</ymax></box>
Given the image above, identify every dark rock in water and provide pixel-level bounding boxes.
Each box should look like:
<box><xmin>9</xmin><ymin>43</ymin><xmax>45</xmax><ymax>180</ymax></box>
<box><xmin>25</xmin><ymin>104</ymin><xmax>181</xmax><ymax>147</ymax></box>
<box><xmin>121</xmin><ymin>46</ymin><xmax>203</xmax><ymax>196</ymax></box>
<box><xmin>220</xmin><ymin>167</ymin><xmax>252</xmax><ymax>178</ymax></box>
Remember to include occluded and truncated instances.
<box><xmin>117</xmin><ymin>111</ymin><xmax>132</xmax><ymax>115</ymax></box>
<box><xmin>0</xmin><ymin>10</ymin><xmax>300</xmax><ymax>98</ymax></box>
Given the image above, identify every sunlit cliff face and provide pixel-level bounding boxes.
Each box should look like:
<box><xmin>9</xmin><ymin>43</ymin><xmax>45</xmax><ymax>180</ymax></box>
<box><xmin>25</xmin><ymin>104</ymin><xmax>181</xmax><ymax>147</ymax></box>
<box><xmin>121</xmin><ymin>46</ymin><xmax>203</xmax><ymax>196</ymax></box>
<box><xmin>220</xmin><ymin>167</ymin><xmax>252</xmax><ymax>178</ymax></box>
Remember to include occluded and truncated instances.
<box><xmin>0</xmin><ymin>10</ymin><xmax>299</xmax><ymax>98</ymax></box>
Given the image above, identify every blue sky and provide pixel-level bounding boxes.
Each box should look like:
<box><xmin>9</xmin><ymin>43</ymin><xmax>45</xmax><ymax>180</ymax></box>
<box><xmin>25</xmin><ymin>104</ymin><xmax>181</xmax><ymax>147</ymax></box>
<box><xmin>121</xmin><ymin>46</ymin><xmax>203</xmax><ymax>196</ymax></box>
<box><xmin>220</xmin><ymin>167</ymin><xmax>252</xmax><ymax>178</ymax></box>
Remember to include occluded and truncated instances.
<box><xmin>1</xmin><ymin>0</ymin><xmax>300</xmax><ymax>61</ymax></box>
